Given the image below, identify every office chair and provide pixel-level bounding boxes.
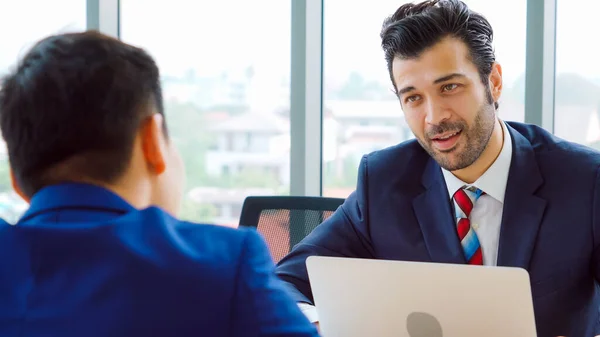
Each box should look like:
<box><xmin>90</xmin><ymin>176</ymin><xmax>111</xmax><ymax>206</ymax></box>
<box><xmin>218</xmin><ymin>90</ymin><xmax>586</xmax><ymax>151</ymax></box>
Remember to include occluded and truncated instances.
<box><xmin>239</xmin><ymin>196</ymin><xmax>345</xmax><ymax>263</ymax></box>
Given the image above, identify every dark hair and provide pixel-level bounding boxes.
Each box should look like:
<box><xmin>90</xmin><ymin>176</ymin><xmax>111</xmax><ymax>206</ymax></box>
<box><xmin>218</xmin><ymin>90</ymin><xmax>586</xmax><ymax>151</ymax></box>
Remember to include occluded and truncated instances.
<box><xmin>0</xmin><ymin>31</ymin><xmax>166</xmax><ymax>197</ymax></box>
<box><xmin>381</xmin><ymin>0</ymin><xmax>497</xmax><ymax>109</ymax></box>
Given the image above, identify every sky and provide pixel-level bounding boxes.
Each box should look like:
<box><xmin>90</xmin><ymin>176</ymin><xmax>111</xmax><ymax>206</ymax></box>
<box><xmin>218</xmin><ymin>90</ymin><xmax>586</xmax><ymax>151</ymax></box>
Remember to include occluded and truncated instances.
<box><xmin>0</xmin><ymin>0</ymin><xmax>596</xmax><ymax>87</ymax></box>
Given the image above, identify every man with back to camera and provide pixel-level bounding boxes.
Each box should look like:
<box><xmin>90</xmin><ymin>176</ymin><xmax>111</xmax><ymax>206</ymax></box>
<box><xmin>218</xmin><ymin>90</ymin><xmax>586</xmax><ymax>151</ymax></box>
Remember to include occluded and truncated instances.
<box><xmin>275</xmin><ymin>0</ymin><xmax>600</xmax><ymax>336</ymax></box>
<box><xmin>0</xmin><ymin>31</ymin><xmax>319</xmax><ymax>337</ymax></box>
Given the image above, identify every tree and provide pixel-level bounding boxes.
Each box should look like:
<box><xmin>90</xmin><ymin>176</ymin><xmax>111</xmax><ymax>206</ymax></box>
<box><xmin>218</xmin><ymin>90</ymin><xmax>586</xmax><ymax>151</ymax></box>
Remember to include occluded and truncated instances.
<box><xmin>0</xmin><ymin>160</ymin><xmax>12</xmax><ymax>193</ymax></box>
<box><xmin>336</xmin><ymin>71</ymin><xmax>392</xmax><ymax>100</ymax></box>
<box><xmin>179</xmin><ymin>197</ymin><xmax>218</xmax><ymax>224</ymax></box>
<box><xmin>555</xmin><ymin>74</ymin><xmax>600</xmax><ymax>106</ymax></box>
<box><xmin>337</xmin><ymin>72</ymin><xmax>367</xmax><ymax>100</ymax></box>
<box><xmin>165</xmin><ymin>98</ymin><xmax>286</xmax><ymax>222</ymax></box>
<box><xmin>323</xmin><ymin>156</ymin><xmax>359</xmax><ymax>189</ymax></box>
<box><xmin>165</xmin><ymin>100</ymin><xmax>213</xmax><ymax>189</ymax></box>
<box><xmin>205</xmin><ymin>166</ymin><xmax>282</xmax><ymax>190</ymax></box>
<box><xmin>510</xmin><ymin>72</ymin><xmax>600</xmax><ymax>107</ymax></box>
<box><xmin>165</xmin><ymin>100</ymin><xmax>216</xmax><ymax>222</ymax></box>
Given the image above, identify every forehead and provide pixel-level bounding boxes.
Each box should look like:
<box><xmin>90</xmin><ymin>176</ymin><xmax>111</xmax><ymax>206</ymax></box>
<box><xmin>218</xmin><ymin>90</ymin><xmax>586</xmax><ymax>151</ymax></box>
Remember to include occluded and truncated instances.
<box><xmin>392</xmin><ymin>38</ymin><xmax>479</xmax><ymax>89</ymax></box>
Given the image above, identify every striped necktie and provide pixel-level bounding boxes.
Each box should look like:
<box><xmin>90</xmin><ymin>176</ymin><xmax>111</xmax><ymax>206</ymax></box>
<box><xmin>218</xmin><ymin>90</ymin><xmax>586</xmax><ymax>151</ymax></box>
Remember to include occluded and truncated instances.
<box><xmin>452</xmin><ymin>185</ymin><xmax>484</xmax><ymax>265</ymax></box>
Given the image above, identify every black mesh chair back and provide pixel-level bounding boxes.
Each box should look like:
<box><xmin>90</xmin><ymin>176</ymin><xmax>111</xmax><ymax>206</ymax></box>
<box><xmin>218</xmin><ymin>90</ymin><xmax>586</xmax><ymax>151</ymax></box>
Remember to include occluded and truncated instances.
<box><xmin>238</xmin><ymin>196</ymin><xmax>345</xmax><ymax>263</ymax></box>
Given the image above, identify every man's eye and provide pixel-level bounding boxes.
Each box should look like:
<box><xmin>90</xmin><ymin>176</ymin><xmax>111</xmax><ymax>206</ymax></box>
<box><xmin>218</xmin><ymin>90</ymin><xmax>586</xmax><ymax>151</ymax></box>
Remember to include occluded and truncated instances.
<box><xmin>406</xmin><ymin>95</ymin><xmax>420</xmax><ymax>103</ymax></box>
<box><xmin>442</xmin><ymin>84</ymin><xmax>458</xmax><ymax>92</ymax></box>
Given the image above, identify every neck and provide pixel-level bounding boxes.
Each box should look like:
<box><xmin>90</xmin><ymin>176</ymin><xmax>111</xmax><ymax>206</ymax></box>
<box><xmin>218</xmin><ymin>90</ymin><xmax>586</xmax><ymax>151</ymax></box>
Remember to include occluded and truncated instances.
<box><xmin>78</xmin><ymin>175</ymin><xmax>153</xmax><ymax>210</ymax></box>
<box><xmin>452</xmin><ymin>118</ymin><xmax>504</xmax><ymax>184</ymax></box>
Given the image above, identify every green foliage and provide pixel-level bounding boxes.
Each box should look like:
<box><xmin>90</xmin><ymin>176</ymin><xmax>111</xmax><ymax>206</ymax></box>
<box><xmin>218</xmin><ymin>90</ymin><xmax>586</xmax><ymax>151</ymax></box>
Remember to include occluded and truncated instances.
<box><xmin>323</xmin><ymin>156</ymin><xmax>358</xmax><ymax>189</ymax></box>
<box><xmin>511</xmin><ymin>73</ymin><xmax>600</xmax><ymax>106</ymax></box>
<box><xmin>166</xmin><ymin>100</ymin><xmax>213</xmax><ymax>189</ymax></box>
<box><xmin>179</xmin><ymin>197</ymin><xmax>218</xmax><ymax>224</ymax></box>
<box><xmin>555</xmin><ymin>74</ymin><xmax>600</xmax><ymax>106</ymax></box>
<box><xmin>205</xmin><ymin>167</ymin><xmax>281</xmax><ymax>189</ymax></box>
<box><xmin>0</xmin><ymin>160</ymin><xmax>12</xmax><ymax>193</ymax></box>
<box><xmin>165</xmin><ymin>99</ymin><xmax>284</xmax><ymax>223</ymax></box>
<box><xmin>336</xmin><ymin>71</ymin><xmax>392</xmax><ymax>101</ymax></box>
<box><xmin>166</xmin><ymin>100</ymin><xmax>215</xmax><ymax>223</ymax></box>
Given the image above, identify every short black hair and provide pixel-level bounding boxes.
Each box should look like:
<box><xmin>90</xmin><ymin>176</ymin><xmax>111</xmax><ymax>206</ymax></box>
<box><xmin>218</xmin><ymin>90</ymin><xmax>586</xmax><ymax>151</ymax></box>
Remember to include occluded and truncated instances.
<box><xmin>381</xmin><ymin>0</ymin><xmax>497</xmax><ymax>108</ymax></box>
<box><xmin>0</xmin><ymin>31</ymin><xmax>166</xmax><ymax>197</ymax></box>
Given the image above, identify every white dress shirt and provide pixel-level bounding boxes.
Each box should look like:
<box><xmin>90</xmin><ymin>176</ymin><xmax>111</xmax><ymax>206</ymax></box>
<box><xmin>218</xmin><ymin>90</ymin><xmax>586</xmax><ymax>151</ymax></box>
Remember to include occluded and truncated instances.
<box><xmin>440</xmin><ymin>119</ymin><xmax>512</xmax><ymax>266</ymax></box>
<box><xmin>299</xmin><ymin>119</ymin><xmax>513</xmax><ymax>322</ymax></box>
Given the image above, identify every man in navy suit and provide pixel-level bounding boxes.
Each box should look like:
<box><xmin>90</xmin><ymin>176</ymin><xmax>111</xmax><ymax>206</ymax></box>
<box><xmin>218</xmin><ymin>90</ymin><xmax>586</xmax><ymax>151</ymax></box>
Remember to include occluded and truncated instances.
<box><xmin>0</xmin><ymin>31</ymin><xmax>318</xmax><ymax>337</ymax></box>
<box><xmin>275</xmin><ymin>1</ymin><xmax>600</xmax><ymax>336</ymax></box>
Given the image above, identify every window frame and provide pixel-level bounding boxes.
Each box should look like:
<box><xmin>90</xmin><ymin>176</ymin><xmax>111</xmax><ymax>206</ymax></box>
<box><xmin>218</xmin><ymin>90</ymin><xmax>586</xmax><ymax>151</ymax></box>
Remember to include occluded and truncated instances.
<box><xmin>93</xmin><ymin>0</ymin><xmax>557</xmax><ymax>197</ymax></box>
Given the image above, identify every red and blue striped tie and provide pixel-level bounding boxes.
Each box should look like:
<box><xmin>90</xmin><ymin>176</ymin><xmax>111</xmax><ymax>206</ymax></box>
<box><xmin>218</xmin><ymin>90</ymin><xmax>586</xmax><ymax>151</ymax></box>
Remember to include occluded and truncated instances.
<box><xmin>452</xmin><ymin>186</ymin><xmax>484</xmax><ymax>265</ymax></box>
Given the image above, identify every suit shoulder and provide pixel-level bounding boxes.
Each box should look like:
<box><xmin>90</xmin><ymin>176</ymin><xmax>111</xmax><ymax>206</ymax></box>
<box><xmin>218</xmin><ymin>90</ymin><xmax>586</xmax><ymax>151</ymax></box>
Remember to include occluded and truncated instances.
<box><xmin>114</xmin><ymin>208</ymin><xmax>260</xmax><ymax>272</ymax></box>
<box><xmin>508</xmin><ymin>121</ymin><xmax>600</xmax><ymax>169</ymax></box>
<box><xmin>361</xmin><ymin>139</ymin><xmax>429</xmax><ymax>179</ymax></box>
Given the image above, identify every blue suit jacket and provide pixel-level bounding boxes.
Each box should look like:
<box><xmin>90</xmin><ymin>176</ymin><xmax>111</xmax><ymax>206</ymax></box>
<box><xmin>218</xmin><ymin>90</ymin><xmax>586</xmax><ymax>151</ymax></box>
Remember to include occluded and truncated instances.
<box><xmin>276</xmin><ymin>122</ymin><xmax>600</xmax><ymax>337</ymax></box>
<box><xmin>0</xmin><ymin>183</ymin><xmax>318</xmax><ymax>337</ymax></box>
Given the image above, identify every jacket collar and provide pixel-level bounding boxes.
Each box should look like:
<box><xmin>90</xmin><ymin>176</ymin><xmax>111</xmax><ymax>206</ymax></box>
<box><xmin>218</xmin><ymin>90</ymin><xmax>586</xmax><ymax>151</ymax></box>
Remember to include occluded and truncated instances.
<box><xmin>19</xmin><ymin>183</ymin><xmax>136</xmax><ymax>223</ymax></box>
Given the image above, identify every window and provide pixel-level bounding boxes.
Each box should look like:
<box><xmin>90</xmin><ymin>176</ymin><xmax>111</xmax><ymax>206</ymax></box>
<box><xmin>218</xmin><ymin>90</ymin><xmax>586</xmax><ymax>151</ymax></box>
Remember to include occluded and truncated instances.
<box><xmin>120</xmin><ymin>0</ymin><xmax>291</xmax><ymax>225</ymax></box>
<box><xmin>554</xmin><ymin>0</ymin><xmax>600</xmax><ymax>149</ymax></box>
<box><xmin>0</xmin><ymin>0</ymin><xmax>86</xmax><ymax>223</ymax></box>
<box><xmin>321</xmin><ymin>0</ymin><xmax>527</xmax><ymax>197</ymax></box>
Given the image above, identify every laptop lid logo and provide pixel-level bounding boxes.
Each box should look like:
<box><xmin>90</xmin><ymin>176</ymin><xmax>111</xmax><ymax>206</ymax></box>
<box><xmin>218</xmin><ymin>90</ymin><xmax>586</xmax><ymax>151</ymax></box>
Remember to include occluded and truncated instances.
<box><xmin>406</xmin><ymin>312</ymin><xmax>443</xmax><ymax>337</ymax></box>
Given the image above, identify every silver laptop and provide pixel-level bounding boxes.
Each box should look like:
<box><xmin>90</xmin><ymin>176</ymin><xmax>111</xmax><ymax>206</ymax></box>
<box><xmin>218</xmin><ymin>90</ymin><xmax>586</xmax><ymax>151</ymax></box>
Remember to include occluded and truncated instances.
<box><xmin>306</xmin><ymin>256</ymin><xmax>537</xmax><ymax>337</ymax></box>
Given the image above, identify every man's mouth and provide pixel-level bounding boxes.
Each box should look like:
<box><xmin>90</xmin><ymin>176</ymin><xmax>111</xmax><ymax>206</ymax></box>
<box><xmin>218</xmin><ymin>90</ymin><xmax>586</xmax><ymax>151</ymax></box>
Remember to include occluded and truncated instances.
<box><xmin>431</xmin><ymin>130</ymin><xmax>462</xmax><ymax>151</ymax></box>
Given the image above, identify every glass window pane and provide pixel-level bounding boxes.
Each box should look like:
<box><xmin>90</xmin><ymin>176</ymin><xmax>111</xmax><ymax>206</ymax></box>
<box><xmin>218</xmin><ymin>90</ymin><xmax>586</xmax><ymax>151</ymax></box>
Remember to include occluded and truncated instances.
<box><xmin>120</xmin><ymin>0</ymin><xmax>291</xmax><ymax>226</ymax></box>
<box><xmin>322</xmin><ymin>0</ymin><xmax>526</xmax><ymax>197</ymax></box>
<box><xmin>0</xmin><ymin>0</ymin><xmax>86</xmax><ymax>223</ymax></box>
<box><xmin>554</xmin><ymin>0</ymin><xmax>600</xmax><ymax>148</ymax></box>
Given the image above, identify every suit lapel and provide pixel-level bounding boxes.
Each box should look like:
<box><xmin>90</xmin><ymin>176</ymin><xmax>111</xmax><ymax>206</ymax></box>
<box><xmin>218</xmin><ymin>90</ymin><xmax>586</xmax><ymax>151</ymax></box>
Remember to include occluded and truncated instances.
<box><xmin>413</xmin><ymin>158</ymin><xmax>466</xmax><ymax>264</ymax></box>
<box><xmin>496</xmin><ymin>125</ymin><xmax>547</xmax><ymax>269</ymax></box>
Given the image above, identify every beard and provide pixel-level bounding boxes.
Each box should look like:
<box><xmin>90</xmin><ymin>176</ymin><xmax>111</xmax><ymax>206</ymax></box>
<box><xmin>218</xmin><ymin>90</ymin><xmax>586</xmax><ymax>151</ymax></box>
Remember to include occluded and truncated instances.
<box><xmin>417</xmin><ymin>102</ymin><xmax>496</xmax><ymax>171</ymax></box>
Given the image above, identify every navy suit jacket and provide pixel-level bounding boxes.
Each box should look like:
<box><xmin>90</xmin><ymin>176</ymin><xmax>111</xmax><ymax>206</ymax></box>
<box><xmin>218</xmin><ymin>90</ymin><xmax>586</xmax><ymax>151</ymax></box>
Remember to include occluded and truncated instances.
<box><xmin>276</xmin><ymin>122</ymin><xmax>600</xmax><ymax>337</ymax></box>
<box><xmin>0</xmin><ymin>183</ymin><xmax>318</xmax><ymax>337</ymax></box>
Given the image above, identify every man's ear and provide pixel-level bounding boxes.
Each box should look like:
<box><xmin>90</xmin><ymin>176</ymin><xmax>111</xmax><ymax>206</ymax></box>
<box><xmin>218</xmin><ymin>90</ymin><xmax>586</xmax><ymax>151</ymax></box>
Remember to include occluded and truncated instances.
<box><xmin>140</xmin><ymin>114</ymin><xmax>167</xmax><ymax>175</ymax></box>
<box><xmin>10</xmin><ymin>169</ymin><xmax>30</xmax><ymax>202</ymax></box>
<box><xmin>489</xmin><ymin>62</ymin><xmax>503</xmax><ymax>103</ymax></box>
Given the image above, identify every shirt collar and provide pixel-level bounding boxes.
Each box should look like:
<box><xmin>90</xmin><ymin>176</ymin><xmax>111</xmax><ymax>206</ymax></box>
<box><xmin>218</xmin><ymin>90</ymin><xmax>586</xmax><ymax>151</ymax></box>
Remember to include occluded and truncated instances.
<box><xmin>441</xmin><ymin>119</ymin><xmax>513</xmax><ymax>203</ymax></box>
